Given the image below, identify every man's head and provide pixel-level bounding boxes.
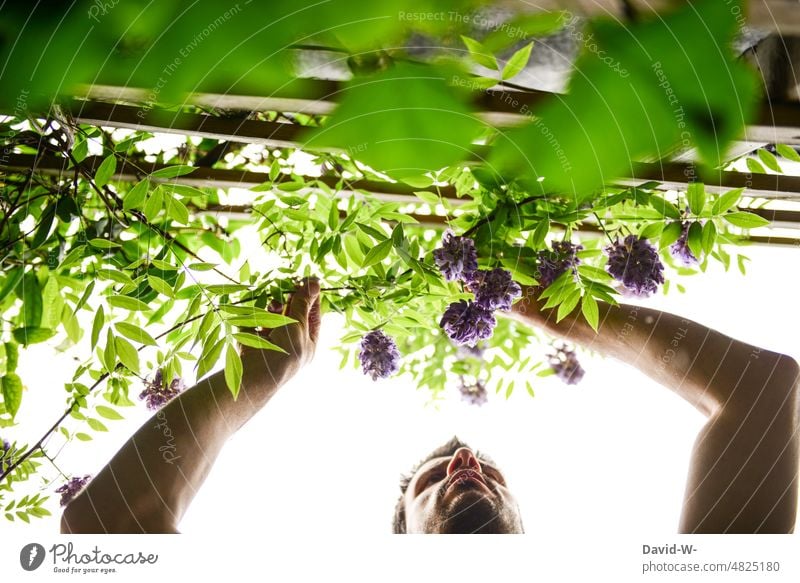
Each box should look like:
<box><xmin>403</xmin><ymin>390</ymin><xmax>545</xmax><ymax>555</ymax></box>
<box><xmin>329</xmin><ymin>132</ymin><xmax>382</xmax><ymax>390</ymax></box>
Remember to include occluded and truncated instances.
<box><xmin>393</xmin><ymin>437</ymin><xmax>524</xmax><ymax>534</ymax></box>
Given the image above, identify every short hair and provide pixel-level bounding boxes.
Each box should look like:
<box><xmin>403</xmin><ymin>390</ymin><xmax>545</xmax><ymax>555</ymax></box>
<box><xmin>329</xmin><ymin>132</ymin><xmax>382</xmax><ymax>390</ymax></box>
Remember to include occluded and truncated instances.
<box><xmin>392</xmin><ymin>436</ymin><xmax>495</xmax><ymax>533</ymax></box>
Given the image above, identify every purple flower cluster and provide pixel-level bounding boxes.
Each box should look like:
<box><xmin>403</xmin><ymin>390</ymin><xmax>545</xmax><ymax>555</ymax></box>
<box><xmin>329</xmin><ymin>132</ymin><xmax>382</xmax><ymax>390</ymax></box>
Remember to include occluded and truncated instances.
<box><xmin>458</xmin><ymin>377</ymin><xmax>488</xmax><ymax>406</ymax></box>
<box><xmin>55</xmin><ymin>475</ymin><xmax>92</xmax><ymax>507</ymax></box>
<box><xmin>470</xmin><ymin>268</ymin><xmax>522</xmax><ymax>311</ymax></box>
<box><xmin>0</xmin><ymin>438</ymin><xmax>10</xmax><ymax>470</ymax></box>
<box><xmin>433</xmin><ymin>230</ymin><xmax>478</xmax><ymax>282</ymax></box>
<box><xmin>548</xmin><ymin>343</ymin><xmax>585</xmax><ymax>385</ymax></box>
<box><xmin>457</xmin><ymin>342</ymin><xmax>485</xmax><ymax>360</ymax></box>
<box><xmin>604</xmin><ymin>235</ymin><xmax>665</xmax><ymax>297</ymax></box>
<box><xmin>358</xmin><ymin>330</ymin><xmax>401</xmax><ymax>381</ymax></box>
<box><xmin>440</xmin><ymin>300</ymin><xmax>497</xmax><ymax>347</ymax></box>
<box><xmin>669</xmin><ymin>222</ymin><xmax>699</xmax><ymax>266</ymax></box>
<box><xmin>139</xmin><ymin>369</ymin><xmax>186</xmax><ymax>411</ymax></box>
<box><xmin>433</xmin><ymin>231</ymin><xmax>522</xmax><ymax>347</ymax></box>
<box><xmin>535</xmin><ymin>241</ymin><xmax>583</xmax><ymax>288</ymax></box>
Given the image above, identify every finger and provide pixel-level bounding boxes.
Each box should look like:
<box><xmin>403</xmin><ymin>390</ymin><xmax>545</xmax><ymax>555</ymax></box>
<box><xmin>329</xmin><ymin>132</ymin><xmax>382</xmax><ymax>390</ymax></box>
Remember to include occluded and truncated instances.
<box><xmin>308</xmin><ymin>292</ymin><xmax>321</xmax><ymax>344</ymax></box>
<box><xmin>285</xmin><ymin>277</ymin><xmax>320</xmax><ymax>331</ymax></box>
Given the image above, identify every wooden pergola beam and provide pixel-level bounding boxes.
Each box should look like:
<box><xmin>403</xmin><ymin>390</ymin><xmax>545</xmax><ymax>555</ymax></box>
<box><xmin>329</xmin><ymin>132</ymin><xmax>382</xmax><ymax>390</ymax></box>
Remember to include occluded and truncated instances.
<box><xmin>74</xmin><ymin>84</ymin><xmax>800</xmax><ymax>143</ymax></box>
<box><xmin>4</xmin><ymin>153</ymin><xmax>800</xmax><ymax>247</ymax></box>
<box><xmin>56</xmin><ymin>101</ymin><xmax>800</xmax><ymax>201</ymax></box>
<box><xmin>201</xmin><ymin>204</ymin><xmax>800</xmax><ymax>247</ymax></box>
<box><xmin>1</xmin><ymin>153</ymin><xmax>459</xmax><ymax>203</ymax></box>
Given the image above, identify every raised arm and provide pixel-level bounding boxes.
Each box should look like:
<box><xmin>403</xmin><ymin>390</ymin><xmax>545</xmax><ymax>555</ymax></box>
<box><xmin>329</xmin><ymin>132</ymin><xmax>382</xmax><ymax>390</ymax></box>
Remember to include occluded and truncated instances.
<box><xmin>512</xmin><ymin>286</ymin><xmax>799</xmax><ymax>533</ymax></box>
<box><xmin>60</xmin><ymin>278</ymin><xmax>321</xmax><ymax>533</ymax></box>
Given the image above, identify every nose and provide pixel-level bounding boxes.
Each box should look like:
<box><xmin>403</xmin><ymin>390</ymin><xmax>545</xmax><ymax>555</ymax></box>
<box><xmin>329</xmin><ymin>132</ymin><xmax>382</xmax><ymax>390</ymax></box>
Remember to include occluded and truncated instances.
<box><xmin>446</xmin><ymin>447</ymin><xmax>482</xmax><ymax>477</ymax></box>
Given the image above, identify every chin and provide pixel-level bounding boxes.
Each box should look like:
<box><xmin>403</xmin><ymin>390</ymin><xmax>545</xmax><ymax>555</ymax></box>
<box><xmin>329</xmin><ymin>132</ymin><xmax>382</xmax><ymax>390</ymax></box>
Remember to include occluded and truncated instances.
<box><xmin>437</xmin><ymin>490</ymin><xmax>521</xmax><ymax>534</ymax></box>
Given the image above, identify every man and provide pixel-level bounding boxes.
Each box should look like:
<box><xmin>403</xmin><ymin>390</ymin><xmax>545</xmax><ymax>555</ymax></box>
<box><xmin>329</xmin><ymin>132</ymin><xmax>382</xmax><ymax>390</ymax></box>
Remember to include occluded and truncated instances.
<box><xmin>61</xmin><ymin>279</ymin><xmax>799</xmax><ymax>534</ymax></box>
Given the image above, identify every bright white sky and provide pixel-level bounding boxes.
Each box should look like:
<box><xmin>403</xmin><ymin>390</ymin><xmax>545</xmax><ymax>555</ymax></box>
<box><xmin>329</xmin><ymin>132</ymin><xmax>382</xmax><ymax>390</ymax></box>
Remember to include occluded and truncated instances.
<box><xmin>3</xmin><ymin>240</ymin><xmax>799</xmax><ymax>536</ymax></box>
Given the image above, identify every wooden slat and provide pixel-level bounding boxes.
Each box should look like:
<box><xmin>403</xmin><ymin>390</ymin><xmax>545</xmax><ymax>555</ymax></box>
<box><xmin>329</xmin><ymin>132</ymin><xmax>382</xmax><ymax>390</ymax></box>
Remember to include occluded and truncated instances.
<box><xmin>196</xmin><ymin>204</ymin><xmax>800</xmax><ymax>247</ymax></box>
<box><xmin>5</xmin><ymin>153</ymin><xmax>800</xmax><ymax>204</ymax></box>
<box><xmin>625</xmin><ymin>162</ymin><xmax>800</xmax><ymax>200</ymax></box>
<box><xmin>71</xmin><ymin>101</ymin><xmax>308</xmax><ymax>150</ymax></box>
<box><xmin>0</xmin><ymin>153</ymin><xmax>459</xmax><ymax>203</ymax></box>
<box><xmin>61</xmin><ymin>100</ymin><xmax>800</xmax><ymax>200</ymax></box>
<box><xmin>5</xmin><ymin>153</ymin><xmax>799</xmax><ymax>245</ymax></box>
<box><xmin>497</xmin><ymin>0</ymin><xmax>800</xmax><ymax>36</ymax></box>
<box><xmin>76</xmin><ymin>84</ymin><xmax>800</xmax><ymax>140</ymax></box>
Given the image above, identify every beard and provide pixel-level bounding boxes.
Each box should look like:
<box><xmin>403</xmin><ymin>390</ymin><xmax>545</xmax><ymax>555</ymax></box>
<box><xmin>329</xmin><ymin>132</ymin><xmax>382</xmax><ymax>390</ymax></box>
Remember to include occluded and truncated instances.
<box><xmin>436</xmin><ymin>490</ymin><xmax>517</xmax><ymax>534</ymax></box>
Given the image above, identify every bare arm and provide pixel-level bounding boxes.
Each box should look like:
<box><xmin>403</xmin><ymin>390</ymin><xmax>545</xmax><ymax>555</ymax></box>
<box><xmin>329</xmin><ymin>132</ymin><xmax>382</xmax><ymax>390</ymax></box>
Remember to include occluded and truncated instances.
<box><xmin>60</xmin><ymin>278</ymin><xmax>321</xmax><ymax>533</ymax></box>
<box><xmin>512</xmin><ymin>286</ymin><xmax>799</xmax><ymax>533</ymax></box>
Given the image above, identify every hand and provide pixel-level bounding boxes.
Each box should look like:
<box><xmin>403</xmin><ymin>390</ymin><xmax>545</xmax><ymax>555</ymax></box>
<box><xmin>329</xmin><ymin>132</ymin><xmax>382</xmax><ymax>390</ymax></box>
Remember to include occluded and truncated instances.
<box><xmin>241</xmin><ymin>277</ymin><xmax>322</xmax><ymax>383</ymax></box>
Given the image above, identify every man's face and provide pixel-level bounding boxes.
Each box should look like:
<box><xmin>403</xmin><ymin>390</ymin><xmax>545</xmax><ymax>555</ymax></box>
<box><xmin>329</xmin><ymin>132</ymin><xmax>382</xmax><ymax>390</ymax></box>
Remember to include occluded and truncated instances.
<box><xmin>403</xmin><ymin>447</ymin><xmax>523</xmax><ymax>534</ymax></box>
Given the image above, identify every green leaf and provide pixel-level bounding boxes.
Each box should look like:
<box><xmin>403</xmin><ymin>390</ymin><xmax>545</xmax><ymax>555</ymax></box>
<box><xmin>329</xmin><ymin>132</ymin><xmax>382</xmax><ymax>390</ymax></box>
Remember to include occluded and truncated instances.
<box><xmin>461</xmin><ymin>36</ymin><xmax>498</xmax><ymax>70</ymax></box>
<box><xmin>103</xmin><ymin>328</ymin><xmax>116</xmax><ymax>372</ymax></box>
<box><xmin>491</xmin><ymin>2</ymin><xmax>757</xmax><ymax>196</ymax></box>
<box><xmin>638</xmin><ymin>221</ymin><xmax>664</xmax><ymax>240</ymax></box>
<box><xmin>5</xmin><ymin>342</ymin><xmax>19</xmax><ymax>373</ymax></box>
<box><xmin>737</xmin><ymin>254</ymin><xmax>750</xmax><ymax>275</ymax></box>
<box><xmin>577</xmin><ymin>265</ymin><xmax>612</xmax><ymax>282</ymax></box>
<box><xmin>304</xmin><ymin>63</ymin><xmax>482</xmax><ymax>179</ymax></box>
<box><xmin>483</xmin><ymin>11</ymin><xmax>567</xmax><ymax>52</ymax></box>
<box><xmin>224</xmin><ymin>344</ymin><xmax>243</xmax><ymax>399</ymax></box>
<box><xmin>218</xmin><ymin>305</ymin><xmax>296</xmax><ymax>327</ymax></box>
<box><xmin>123</xmin><ymin>179</ymin><xmax>150</xmax><ymax>211</ymax></box>
<box><xmin>391</xmin><ymin>223</ymin><xmax>405</xmax><ymax>249</ymax></box>
<box><xmin>233</xmin><ymin>332</ymin><xmax>287</xmax><ymax>354</ymax></box>
<box><xmin>757</xmin><ymin>148</ymin><xmax>781</xmax><ymax>172</ymax></box>
<box><xmin>40</xmin><ymin>276</ymin><xmax>64</xmax><ymax>330</ymax></box>
<box><xmin>1</xmin><ymin>373</ymin><xmax>23</xmax><ymax>418</ymax></box>
<box><xmin>31</xmin><ymin>203</ymin><xmax>56</xmax><ymax>248</ymax></box>
<box><xmin>0</xmin><ymin>268</ymin><xmax>23</xmax><ymax>302</ymax></box>
<box><xmin>746</xmin><ymin>157</ymin><xmax>766</xmax><ymax>174</ymax></box>
<box><xmin>581</xmin><ymin>293</ymin><xmax>599</xmax><ymax>332</ymax></box>
<box><xmin>328</xmin><ymin>199</ymin><xmax>340</xmax><ymax>231</ymax></box>
<box><xmin>91</xmin><ymin>305</ymin><xmax>104</xmax><ymax>350</ymax></box>
<box><xmin>532</xmin><ymin>220</ymin><xmax>549</xmax><ymax>249</ymax></box>
<box><xmin>502</xmin><ymin>42</ymin><xmax>533</xmax><ymax>80</ymax></box>
<box><xmin>63</xmin><ymin>308</ymin><xmax>82</xmax><ymax>345</ymax></box>
<box><xmin>96</xmin><ymin>405</ymin><xmax>124</xmax><ymax>421</ymax></box>
<box><xmin>776</xmin><ymin>144</ymin><xmax>800</xmax><ymax>162</ymax></box>
<box><xmin>75</xmin><ymin>433</ymin><xmax>92</xmax><ymax>441</ymax></box>
<box><xmin>556</xmin><ymin>288</ymin><xmax>581</xmax><ymax>322</ymax></box>
<box><xmin>197</xmin><ymin>337</ymin><xmax>225</xmax><ymax>379</ymax></box>
<box><xmin>12</xmin><ymin>327</ymin><xmax>54</xmax><ymax>345</ymax></box>
<box><xmin>649</xmin><ymin>195</ymin><xmax>681</xmax><ymax>219</ymax></box>
<box><xmin>148</xmin><ymin>275</ymin><xmax>174</xmax><ymax>298</ymax></box>
<box><xmin>115</xmin><ymin>322</ymin><xmax>157</xmax><ymax>346</ymax></box>
<box><xmin>361</xmin><ymin>238</ymin><xmax>393</xmax><ymax>268</ymax></box>
<box><xmin>165</xmin><ymin>195</ymin><xmax>190</xmax><ymax>225</ymax></box>
<box><xmin>701</xmin><ymin>220</ymin><xmax>717</xmax><ymax>255</ymax></box>
<box><xmin>723</xmin><ymin>211</ymin><xmax>770</xmax><ymax>229</ymax></box>
<box><xmin>686</xmin><ymin>182</ymin><xmax>706</xmax><ymax>216</ymax></box>
<box><xmin>72</xmin><ymin>137</ymin><xmax>88</xmax><ymax>162</ymax></box>
<box><xmin>188</xmin><ymin>262</ymin><xmax>216</xmax><ymax>271</ymax></box>
<box><xmin>711</xmin><ymin>188</ymin><xmax>743</xmax><ymax>215</ymax></box>
<box><xmin>143</xmin><ymin>187</ymin><xmax>163</xmax><ymax>221</ymax></box>
<box><xmin>94</xmin><ymin>154</ymin><xmax>117</xmax><ymax>188</ymax></box>
<box><xmin>107</xmin><ymin>295</ymin><xmax>152</xmax><ymax>311</ymax></box>
<box><xmin>22</xmin><ymin>273</ymin><xmax>42</xmax><ymax>328</ymax></box>
<box><xmin>114</xmin><ymin>336</ymin><xmax>140</xmax><ymax>374</ymax></box>
<box><xmin>87</xmin><ymin>417</ymin><xmax>108</xmax><ymax>432</ymax></box>
<box><xmin>165</xmin><ymin>184</ymin><xmax>206</xmax><ymax>198</ymax></box>
<box><xmin>687</xmin><ymin>221</ymin><xmax>703</xmax><ymax>259</ymax></box>
<box><xmin>150</xmin><ymin>165</ymin><xmax>196</xmax><ymax>179</ymax></box>
<box><xmin>89</xmin><ymin>238</ymin><xmax>121</xmax><ymax>249</ymax></box>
